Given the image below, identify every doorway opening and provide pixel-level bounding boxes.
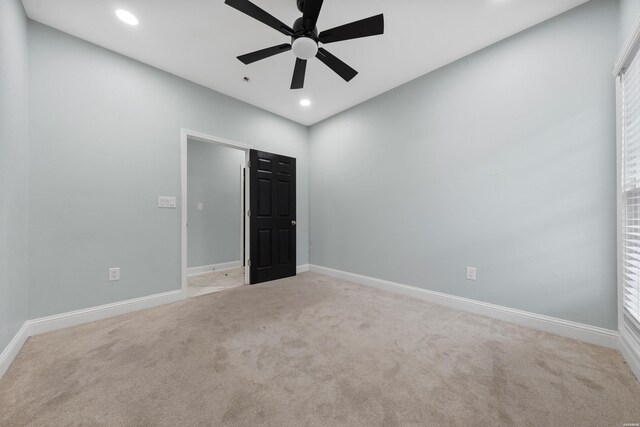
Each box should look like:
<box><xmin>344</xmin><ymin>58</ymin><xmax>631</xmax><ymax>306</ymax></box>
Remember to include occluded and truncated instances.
<box><xmin>180</xmin><ymin>129</ymin><xmax>251</xmax><ymax>297</ymax></box>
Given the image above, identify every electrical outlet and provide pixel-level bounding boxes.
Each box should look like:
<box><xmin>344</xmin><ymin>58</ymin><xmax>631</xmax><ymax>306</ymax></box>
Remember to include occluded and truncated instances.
<box><xmin>109</xmin><ymin>267</ymin><xmax>120</xmax><ymax>281</ymax></box>
<box><xmin>197</xmin><ymin>202</ymin><xmax>204</xmax><ymax>211</ymax></box>
<box><xmin>466</xmin><ymin>267</ymin><xmax>477</xmax><ymax>281</ymax></box>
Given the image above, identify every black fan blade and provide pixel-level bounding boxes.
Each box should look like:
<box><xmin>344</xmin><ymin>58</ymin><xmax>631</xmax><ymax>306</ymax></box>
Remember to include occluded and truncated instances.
<box><xmin>290</xmin><ymin>58</ymin><xmax>307</xmax><ymax>89</ymax></box>
<box><xmin>238</xmin><ymin>44</ymin><xmax>292</xmax><ymax>64</ymax></box>
<box><xmin>225</xmin><ymin>0</ymin><xmax>294</xmax><ymax>36</ymax></box>
<box><xmin>316</xmin><ymin>47</ymin><xmax>358</xmax><ymax>82</ymax></box>
<box><xmin>302</xmin><ymin>0</ymin><xmax>324</xmax><ymax>31</ymax></box>
<box><xmin>319</xmin><ymin>14</ymin><xmax>384</xmax><ymax>44</ymax></box>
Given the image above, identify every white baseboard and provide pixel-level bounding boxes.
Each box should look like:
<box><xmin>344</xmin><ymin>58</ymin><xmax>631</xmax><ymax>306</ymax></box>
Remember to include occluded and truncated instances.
<box><xmin>0</xmin><ymin>289</ymin><xmax>183</xmax><ymax>380</ymax></box>
<box><xmin>296</xmin><ymin>264</ymin><xmax>309</xmax><ymax>274</ymax></box>
<box><xmin>309</xmin><ymin>265</ymin><xmax>620</xmax><ymax>349</ymax></box>
<box><xmin>28</xmin><ymin>290</ymin><xmax>184</xmax><ymax>336</ymax></box>
<box><xmin>187</xmin><ymin>261</ymin><xmax>241</xmax><ymax>276</ymax></box>
<box><xmin>0</xmin><ymin>322</ymin><xmax>30</xmax><ymax>379</ymax></box>
<box><xmin>621</xmin><ymin>324</ymin><xmax>640</xmax><ymax>380</ymax></box>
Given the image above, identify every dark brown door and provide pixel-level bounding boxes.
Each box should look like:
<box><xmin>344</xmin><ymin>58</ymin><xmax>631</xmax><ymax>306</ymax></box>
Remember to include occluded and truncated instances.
<box><xmin>249</xmin><ymin>150</ymin><xmax>296</xmax><ymax>284</ymax></box>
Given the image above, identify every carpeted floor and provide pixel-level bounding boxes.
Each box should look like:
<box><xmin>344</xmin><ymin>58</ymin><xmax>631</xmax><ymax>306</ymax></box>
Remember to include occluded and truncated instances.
<box><xmin>1</xmin><ymin>272</ymin><xmax>639</xmax><ymax>426</ymax></box>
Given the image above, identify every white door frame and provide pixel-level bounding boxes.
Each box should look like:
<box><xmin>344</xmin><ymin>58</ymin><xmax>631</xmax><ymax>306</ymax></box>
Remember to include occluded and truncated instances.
<box><xmin>180</xmin><ymin>129</ymin><xmax>252</xmax><ymax>295</ymax></box>
<box><xmin>240</xmin><ymin>164</ymin><xmax>246</xmax><ymax>268</ymax></box>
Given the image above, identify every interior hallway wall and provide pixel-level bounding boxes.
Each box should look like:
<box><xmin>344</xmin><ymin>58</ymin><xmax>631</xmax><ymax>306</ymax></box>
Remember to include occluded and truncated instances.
<box><xmin>27</xmin><ymin>22</ymin><xmax>309</xmax><ymax>318</ymax></box>
<box><xmin>0</xmin><ymin>0</ymin><xmax>30</xmax><ymax>352</ymax></box>
<box><xmin>309</xmin><ymin>0</ymin><xmax>619</xmax><ymax>329</ymax></box>
<box><xmin>187</xmin><ymin>141</ymin><xmax>245</xmax><ymax>269</ymax></box>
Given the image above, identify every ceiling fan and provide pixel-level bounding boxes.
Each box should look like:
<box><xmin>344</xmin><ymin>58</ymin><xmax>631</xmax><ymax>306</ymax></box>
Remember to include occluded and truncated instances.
<box><xmin>224</xmin><ymin>0</ymin><xmax>384</xmax><ymax>89</ymax></box>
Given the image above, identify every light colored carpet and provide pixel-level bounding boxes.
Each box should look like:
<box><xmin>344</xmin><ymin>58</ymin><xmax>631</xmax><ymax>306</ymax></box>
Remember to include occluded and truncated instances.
<box><xmin>1</xmin><ymin>272</ymin><xmax>639</xmax><ymax>426</ymax></box>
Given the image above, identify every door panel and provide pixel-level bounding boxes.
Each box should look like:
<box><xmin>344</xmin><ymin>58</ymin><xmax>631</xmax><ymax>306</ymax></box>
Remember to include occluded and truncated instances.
<box><xmin>257</xmin><ymin>179</ymin><xmax>272</xmax><ymax>216</ymax></box>
<box><xmin>277</xmin><ymin>181</ymin><xmax>291</xmax><ymax>216</ymax></box>
<box><xmin>257</xmin><ymin>229</ymin><xmax>272</xmax><ymax>268</ymax></box>
<box><xmin>250</xmin><ymin>150</ymin><xmax>296</xmax><ymax>284</ymax></box>
<box><xmin>277</xmin><ymin>228</ymin><xmax>291</xmax><ymax>264</ymax></box>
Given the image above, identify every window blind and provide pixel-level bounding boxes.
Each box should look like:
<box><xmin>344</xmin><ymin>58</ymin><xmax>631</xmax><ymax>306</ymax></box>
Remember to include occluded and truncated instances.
<box><xmin>622</xmin><ymin>50</ymin><xmax>640</xmax><ymax>326</ymax></box>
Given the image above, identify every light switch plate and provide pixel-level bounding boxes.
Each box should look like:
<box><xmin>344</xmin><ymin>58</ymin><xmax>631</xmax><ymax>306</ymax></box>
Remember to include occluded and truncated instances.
<box><xmin>109</xmin><ymin>267</ymin><xmax>120</xmax><ymax>281</ymax></box>
<box><xmin>158</xmin><ymin>196</ymin><xmax>176</xmax><ymax>208</ymax></box>
<box><xmin>197</xmin><ymin>202</ymin><xmax>204</xmax><ymax>211</ymax></box>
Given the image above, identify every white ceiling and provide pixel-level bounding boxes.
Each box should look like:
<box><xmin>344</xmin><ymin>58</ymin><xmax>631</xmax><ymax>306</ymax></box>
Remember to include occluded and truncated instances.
<box><xmin>22</xmin><ymin>0</ymin><xmax>589</xmax><ymax>126</ymax></box>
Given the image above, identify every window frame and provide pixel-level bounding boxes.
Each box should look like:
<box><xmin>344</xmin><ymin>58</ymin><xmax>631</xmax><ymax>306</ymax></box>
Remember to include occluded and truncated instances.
<box><xmin>615</xmin><ymin>17</ymin><xmax>640</xmax><ymax>381</ymax></box>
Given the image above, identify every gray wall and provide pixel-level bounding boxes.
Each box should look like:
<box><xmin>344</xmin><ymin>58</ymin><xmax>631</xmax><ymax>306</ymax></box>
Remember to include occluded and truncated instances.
<box><xmin>620</xmin><ymin>0</ymin><xmax>640</xmax><ymax>45</ymax></box>
<box><xmin>187</xmin><ymin>141</ymin><xmax>245</xmax><ymax>268</ymax></box>
<box><xmin>28</xmin><ymin>22</ymin><xmax>309</xmax><ymax>318</ymax></box>
<box><xmin>309</xmin><ymin>0</ymin><xmax>619</xmax><ymax>329</ymax></box>
<box><xmin>0</xmin><ymin>0</ymin><xmax>30</xmax><ymax>351</ymax></box>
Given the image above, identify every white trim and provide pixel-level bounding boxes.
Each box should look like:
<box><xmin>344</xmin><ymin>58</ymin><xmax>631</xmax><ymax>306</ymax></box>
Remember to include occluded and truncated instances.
<box><xmin>244</xmin><ymin>160</ymin><xmax>250</xmax><ymax>285</ymax></box>
<box><xmin>183</xmin><ymin>129</ymin><xmax>252</xmax><ymax>151</ymax></box>
<box><xmin>0</xmin><ymin>322</ymin><xmax>30</xmax><ymax>379</ymax></box>
<box><xmin>621</xmin><ymin>324</ymin><xmax>640</xmax><ymax>380</ymax></box>
<box><xmin>181</xmin><ymin>130</ymin><xmax>188</xmax><ymax>294</ymax></box>
<box><xmin>309</xmin><ymin>265</ymin><xmax>620</xmax><ymax>349</ymax></box>
<box><xmin>28</xmin><ymin>290</ymin><xmax>183</xmax><ymax>336</ymax></box>
<box><xmin>0</xmin><ymin>289</ymin><xmax>183</xmax><ymax>380</ymax></box>
<box><xmin>617</xmin><ymin>75</ymin><xmax>624</xmax><ymax>335</ymax></box>
<box><xmin>296</xmin><ymin>264</ymin><xmax>309</xmax><ymax>274</ymax></box>
<box><xmin>187</xmin><ymin>261</ymin><xmax>242</xmax><ymax>276</ymax></box>
<box><xmin>240</xmin><ymin>165</ymin><xmax>245</xmax><ymax>269</ymax></box>
<box><xmin>614</xmin><ymin>16</ymin><xmax>640</xmax><ymax>77</ymax></box>
<box><xmin>180</xmin><ymin>129</ymin><xmax>252</xmax><ymax>292</ymax></box>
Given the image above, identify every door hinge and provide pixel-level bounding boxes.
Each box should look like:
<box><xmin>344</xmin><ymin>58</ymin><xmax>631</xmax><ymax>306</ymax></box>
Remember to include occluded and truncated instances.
<box><xmin>247</xmin><ymin>210</ymin><xmax>251</xmax><ymax>217</ymax></box>
<box><xmin>247</xmin><ymin>160</ymin><xmax>251</xmax><ymax>168</ymax></box>
<box><xmin>248</xmin><ymin>259</ymin><xmax>251</xmax><ymax>266</ymax></box>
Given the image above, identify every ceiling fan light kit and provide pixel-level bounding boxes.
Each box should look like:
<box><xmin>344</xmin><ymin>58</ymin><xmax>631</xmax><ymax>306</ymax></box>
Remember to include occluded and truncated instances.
<box><xmin>225</xmin><ymin>0</ymin><xmax>384</xmax><ymax>89</ymax></box>
<box><xmin>292</xmin><ymin>37</ymin><xmax>318</xmax><ymax>60</ymax></box>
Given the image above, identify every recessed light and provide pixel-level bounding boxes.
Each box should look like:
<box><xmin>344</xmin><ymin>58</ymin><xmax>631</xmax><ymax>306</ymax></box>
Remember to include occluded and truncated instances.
<box><xmin>116</xmin><ymin>9</ymin><xmax>139</xmax><ymax>26</ymax></box>
<box><xmin>300</xmin><ymin>99</ymin><xmax>311</xmax><ymax>107</ymax></box>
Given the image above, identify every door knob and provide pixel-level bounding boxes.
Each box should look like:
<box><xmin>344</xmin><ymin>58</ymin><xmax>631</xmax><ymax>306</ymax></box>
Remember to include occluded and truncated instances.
<box><xmin>291</xmin><ymin>220</ymin><xmax>297</xmax><ymax>225</ymax></box>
